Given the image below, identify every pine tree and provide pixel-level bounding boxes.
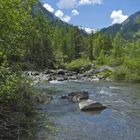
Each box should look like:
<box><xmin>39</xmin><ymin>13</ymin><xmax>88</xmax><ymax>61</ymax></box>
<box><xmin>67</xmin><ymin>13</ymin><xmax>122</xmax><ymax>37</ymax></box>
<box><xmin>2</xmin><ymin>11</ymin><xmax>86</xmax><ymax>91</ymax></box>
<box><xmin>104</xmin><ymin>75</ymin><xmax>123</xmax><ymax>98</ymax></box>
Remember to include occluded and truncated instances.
<box><xmin>89</xmin><ymin>31</ymin><xmax>94</xmax><ymax>60</ymax></box>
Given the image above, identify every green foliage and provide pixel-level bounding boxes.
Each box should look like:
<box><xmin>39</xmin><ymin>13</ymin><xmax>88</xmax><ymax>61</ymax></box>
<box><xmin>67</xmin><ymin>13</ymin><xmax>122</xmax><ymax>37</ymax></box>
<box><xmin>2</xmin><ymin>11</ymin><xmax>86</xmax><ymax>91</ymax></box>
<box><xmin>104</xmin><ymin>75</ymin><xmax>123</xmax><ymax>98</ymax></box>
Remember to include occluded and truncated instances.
<box><xmin>26</xmin><ymin>11</ymin><xmax>54</xmax><ymax>69</ymax></box>
<box><xmin>65</xmin><ymin>58</ymin><xmax>91</xmax><ymax>71</ymax></box>
<box><xmin>108</xmin><ymin>57</ymin><xmax>124</xmax><ymax>66</ymax></box>
<box><xmin>90</xmin><ymin>29</ymin><xmax>140</xmax><ymax>82</ymax></box>
<box><xmin>0</xmin><ymin>0</ymin><xmax>37</xmax><ymax>61</ymax></box>
<box><xmin>96</xmin><ymin>50</ymin><xmax>106</xmax><ymax>65</ymax></box>
<box><xmin>123</xmin><ymin>56</ymin><xmax>140</xmax><ymax>81</ymax></box>
<box><xmin>93</xmin><ymin>33</ymin><xmax>104</xmax><ymax>58</ymax></box>
<box><xmin>0</xmin><ymin>0</ymin><xmax>38</xmax><ymax>103</ymax></box>
<box><xmin>0</xmin><ymin>62</ymin><xmax>21</xmax><ymax>102</ymax></box>
<box><xmin>0</xmin><ymin>61</ymin><xmax>33</xmax><ymax>109</ymax></box>
<box><xmin>54</xmin><ymin>51</ymin><xmax>68</xmax><ymax>68</ymax></box>
<box><xmin>111</xmin><ymin>33</ymin><xmax>123</xmax><ymax>57</ymax></box>
<box><xmin>0</xmin><ymin>1</ymin><xmax>38</xmax><ymax>138</ymax></box>
<box><xmin>88</xmin><ymin>32</ymin><xmax>94</xmax><ymax>60</ymax></box>
<box><xmin>111</xmin><ymin>66</ymin><xmax>127</xmax><ymax>81</ymax></box>
<box><xmin>0</xmin><ymin>61</ymin><xmax>35</xmax><ymax>139</ymax></box>
<box><xmin>99</xmin><ymin>70</ymin><xmax>113</xmax><ymax>79</ymax></box>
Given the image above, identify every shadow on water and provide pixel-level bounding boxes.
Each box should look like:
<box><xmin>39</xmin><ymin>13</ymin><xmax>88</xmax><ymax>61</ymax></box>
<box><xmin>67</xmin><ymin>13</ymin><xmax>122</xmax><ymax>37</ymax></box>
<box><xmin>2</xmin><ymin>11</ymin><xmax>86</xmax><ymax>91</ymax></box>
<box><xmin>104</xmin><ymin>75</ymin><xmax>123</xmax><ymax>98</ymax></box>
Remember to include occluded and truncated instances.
<box><xmin>82</xmin><ymin>109</ymin><xmax>106</xmax><ymax>116</ymax></box>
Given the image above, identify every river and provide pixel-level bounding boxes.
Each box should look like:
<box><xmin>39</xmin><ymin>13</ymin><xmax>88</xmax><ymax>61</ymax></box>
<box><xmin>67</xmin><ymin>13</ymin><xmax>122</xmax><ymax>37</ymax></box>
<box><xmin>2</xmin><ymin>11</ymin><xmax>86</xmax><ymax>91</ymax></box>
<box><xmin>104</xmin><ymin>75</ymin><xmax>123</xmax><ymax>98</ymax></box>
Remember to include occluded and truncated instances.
<box><xmin>34</xmin><ymin>81</ymin><xmax>140</xmax><ymax>140</ymax></box>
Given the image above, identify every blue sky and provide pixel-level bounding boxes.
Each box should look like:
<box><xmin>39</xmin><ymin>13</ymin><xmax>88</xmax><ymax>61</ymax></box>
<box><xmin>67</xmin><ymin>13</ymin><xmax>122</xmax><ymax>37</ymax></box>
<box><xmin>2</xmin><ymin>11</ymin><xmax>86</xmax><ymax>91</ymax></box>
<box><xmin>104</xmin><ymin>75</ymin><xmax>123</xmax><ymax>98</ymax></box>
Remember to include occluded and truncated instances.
<box><xmin>41</xmin><ymin>0</ymin><xmax>140</xmax><ymax>31</ymax></box>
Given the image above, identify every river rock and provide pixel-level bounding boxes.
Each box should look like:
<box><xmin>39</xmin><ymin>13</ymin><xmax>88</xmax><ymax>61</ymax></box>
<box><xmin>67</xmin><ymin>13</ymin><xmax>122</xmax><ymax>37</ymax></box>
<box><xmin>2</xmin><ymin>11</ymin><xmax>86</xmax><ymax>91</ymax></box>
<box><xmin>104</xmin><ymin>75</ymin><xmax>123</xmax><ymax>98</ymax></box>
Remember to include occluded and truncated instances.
<box><xmin>68</xmin><ymin>75</ymin><xmax>77</xmax><ymax>80</ymax></box>
<box><xmin>34</xmin><ymin>93</ymin><xmax>53</xmax><ymax>104</ymax></box>
<box><xmin>45</xmin><ymin>75</ymin><xmax>53</xmax><ymax>81</ymax></box>
<box><xmin>91</xmin><ymin>76</ymin><xmax>100</xmax><ymax>81</ymax></box>
<box><xmin>97</xmin><ymin>75</ymin><xmax>105</xmax><ymax>80</ymax></box>
<box><xmin>79</xmin><ymin>99</ymin><xmax>107</xmax><ymax>111</ymax></box>
<box><xmin>77</xmin><ymin>74</ymin><xmax>87</xmax><ymax>79</ymax></box>
<box><xmin>44</xmin><ymin>69</ymin><xmax>56</xmax><ymax>75</ymax></box>
<box><xmin>57</xmin><ymin>69</ymin><xmax>67</xmax><ymax>75</ymax></box>
<box><xmin>55</xmin><ymin>76</ymin><xmax>68</xmax><ymax>81</ymax></box>
<box><xmin>61</xmin><ymin>91</ymin><xmax>89</xmax><ymax>103</ymax></box>
<box><xmin>65</xmin><ymin>71</ymin><xmax>77</xmax><ymax>77</ymax></box>
<box><xmin>80</xmin><ymin>64</ymin><xmax>96</xmax><ymax>72</ymax></box>
<box><xmin>61</xmin><ymin>95</ymin><xmax>68</xmax><ymax>99</ymax></box>
<box><xmin>31</xmin><ymin>71</ymin><xmax>40</xmax><ymax>76</ymax></box>
<box><xmin>94</xmin><ymin>65</ymin><xmax>115</xmax><ymax>74</ymax></box>
<box><xmin>84</xmin><ymin>65</ymin><xmax>115</xmax><ymax>76</ymax></box>
<box><xmin>84</xmin><ymin>69</ymin><xmax>95</xmax><ymax>76</ymax></box>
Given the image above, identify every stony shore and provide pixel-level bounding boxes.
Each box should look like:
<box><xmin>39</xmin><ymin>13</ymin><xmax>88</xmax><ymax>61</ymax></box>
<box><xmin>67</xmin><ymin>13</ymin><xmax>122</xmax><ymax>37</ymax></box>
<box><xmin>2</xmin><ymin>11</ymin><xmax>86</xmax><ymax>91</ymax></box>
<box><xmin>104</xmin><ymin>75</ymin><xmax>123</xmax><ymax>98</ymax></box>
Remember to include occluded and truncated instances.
<box><xmin>23</xmin><ymin>65</ymin><xmax>115</xmax><ymax>85</ymax></box>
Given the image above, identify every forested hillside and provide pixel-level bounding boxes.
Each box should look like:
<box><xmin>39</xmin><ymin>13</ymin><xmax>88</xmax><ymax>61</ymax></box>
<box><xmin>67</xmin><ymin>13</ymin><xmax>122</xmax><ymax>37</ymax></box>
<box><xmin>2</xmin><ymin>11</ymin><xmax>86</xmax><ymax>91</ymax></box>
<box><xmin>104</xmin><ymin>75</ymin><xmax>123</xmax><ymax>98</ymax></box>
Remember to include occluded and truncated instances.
<box><xmin>19</xmin><ymin>2</ymin><xmax>88</xmax><ymax>70</ymax></box>
<box><xmin>26</xmin><ymin>2</ymin><xmax>140</xmax><ymax>82</ymax></box>
<box><xmin>0</xmin><ymin>0</ymin><xmax>140</xmax><ymax>139</ymax></box>
<box><xmin>101</xmin><ymin>11</ymin><xmax>140</xmax><ymax>40</ymax></box>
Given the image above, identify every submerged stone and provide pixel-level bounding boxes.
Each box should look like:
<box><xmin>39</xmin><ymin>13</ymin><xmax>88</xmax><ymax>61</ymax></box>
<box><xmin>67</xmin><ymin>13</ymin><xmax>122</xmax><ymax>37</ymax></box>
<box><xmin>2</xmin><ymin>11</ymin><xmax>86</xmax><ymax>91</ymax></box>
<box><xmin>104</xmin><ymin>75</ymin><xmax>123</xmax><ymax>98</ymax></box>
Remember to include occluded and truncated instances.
<box><xmin>61</xmin><ymin>91</ymin><xmax>89</xmax><ymax>103</ymax></box>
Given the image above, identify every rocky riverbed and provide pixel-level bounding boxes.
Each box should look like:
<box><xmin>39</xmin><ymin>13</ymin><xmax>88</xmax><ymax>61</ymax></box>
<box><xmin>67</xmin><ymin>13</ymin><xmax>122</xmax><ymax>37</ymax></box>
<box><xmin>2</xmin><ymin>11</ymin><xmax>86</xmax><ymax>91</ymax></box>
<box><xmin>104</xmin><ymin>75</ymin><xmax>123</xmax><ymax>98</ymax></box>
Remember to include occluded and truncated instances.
<box><xmin>23</xmin><ymin>65</ymin><xmax>115</xmax><ymax>85</ymax></box>
<box><xmin>31</xmin><ymin>81</ymin><xmax>140</xmax><ymax>140</ymax></box>
<box><xmin>22</xmin><ymin>66</ymin><xmax>140</xmax><ymax>140</ymax></box>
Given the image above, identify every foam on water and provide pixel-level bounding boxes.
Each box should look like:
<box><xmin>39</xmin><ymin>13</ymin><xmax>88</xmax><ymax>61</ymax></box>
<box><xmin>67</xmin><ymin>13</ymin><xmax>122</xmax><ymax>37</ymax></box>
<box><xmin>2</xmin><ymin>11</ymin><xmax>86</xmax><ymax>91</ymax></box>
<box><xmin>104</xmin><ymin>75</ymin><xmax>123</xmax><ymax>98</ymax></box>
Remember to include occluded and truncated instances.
<box><xmin>49</xmin><ymin>80</ymin><xmax>63</xmax><ymax>84</ymax></box>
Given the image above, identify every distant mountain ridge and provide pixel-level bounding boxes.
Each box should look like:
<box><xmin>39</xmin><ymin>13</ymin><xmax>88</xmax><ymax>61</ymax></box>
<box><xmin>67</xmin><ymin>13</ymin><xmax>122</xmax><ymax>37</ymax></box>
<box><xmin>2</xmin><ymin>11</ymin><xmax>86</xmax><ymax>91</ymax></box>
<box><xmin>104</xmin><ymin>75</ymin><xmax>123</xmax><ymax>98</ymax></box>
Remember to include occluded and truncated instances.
<box><xmin>34</xmin><ymin>2</ymin><xmax>140</xmax><ymax>39</ymax></box>
<box><xmin>101</xmin><ymin>11</ymin><xmax>140</xmax><ymax>39</ymax></box>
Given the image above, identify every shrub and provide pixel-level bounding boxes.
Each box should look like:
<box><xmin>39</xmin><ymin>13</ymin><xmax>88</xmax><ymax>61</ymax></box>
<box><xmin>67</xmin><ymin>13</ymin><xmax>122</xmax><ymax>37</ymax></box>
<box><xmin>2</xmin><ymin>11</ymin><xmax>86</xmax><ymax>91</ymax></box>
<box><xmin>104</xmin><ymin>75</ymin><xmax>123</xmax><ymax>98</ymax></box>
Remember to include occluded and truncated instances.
<box><xmin>111</xmin><ymin>66</ymin><xmax>127</xmax><ymax>81</ymax></box>
<box><xmin>65</xmin><ymin>58</ymin><xmax>92</xmax><ymax>71</ymax></box>
<box><xmin>123</xmin><ymin>57</ymin><xmax>140</xmax><ymax>81</ymax></box>
<box><xmin>0</xmin><ymin>62</ymin><xmax>35</xmax><ymax>139</ymax></box>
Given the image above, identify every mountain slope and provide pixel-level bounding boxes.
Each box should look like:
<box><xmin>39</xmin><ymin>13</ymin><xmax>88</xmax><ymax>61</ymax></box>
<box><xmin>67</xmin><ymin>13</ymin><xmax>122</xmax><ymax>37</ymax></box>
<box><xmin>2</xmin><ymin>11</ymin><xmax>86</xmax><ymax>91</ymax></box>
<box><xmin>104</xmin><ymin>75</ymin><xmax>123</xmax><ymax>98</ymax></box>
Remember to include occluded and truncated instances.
<box><xmin>33</xmin><ymin>2</ymin><xmax>69</xmax><ymax>27</ymax></box>
<box><xmin>101</xmin><ymin>11</ymin><xmax>140</xmax><ymax>39</ymax></box>
<box><xmin>33</xmin><ymin>2</ymin><xmax>87</xmax><ymax>35</ymax></box>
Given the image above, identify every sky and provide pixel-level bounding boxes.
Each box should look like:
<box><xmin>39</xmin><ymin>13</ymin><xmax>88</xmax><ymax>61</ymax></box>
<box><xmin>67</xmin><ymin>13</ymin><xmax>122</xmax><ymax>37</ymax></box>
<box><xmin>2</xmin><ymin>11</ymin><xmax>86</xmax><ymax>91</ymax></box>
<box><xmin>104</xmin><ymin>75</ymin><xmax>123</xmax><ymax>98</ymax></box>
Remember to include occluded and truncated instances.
<box><xmin>41</xmin><ymin>0</ymin><xmax>140</xmax><ymax>32</ymax></box>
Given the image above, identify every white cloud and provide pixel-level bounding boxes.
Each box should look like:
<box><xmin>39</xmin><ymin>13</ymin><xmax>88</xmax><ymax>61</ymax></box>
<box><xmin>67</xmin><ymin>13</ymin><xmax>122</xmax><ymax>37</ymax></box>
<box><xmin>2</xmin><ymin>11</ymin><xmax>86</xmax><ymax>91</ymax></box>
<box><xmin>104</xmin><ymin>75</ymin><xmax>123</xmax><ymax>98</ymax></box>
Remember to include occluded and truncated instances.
<box><xmin>72</xmin><ymin>9</ymin><xmax>79</xmax><ymax>16</ymax></box>
<box><xmin>57</xmin><ymin>0</ymin><xmax>78</xmax><ymax>9</ymax></box>
<box><xmin>79</xmin><ymin>0</ymin><xmax>103</xmax><ymax>5</ymax></box>
<box><xmin>54</xmin><ymin>10</ymin><xmax>71</xmax><ymax>23</ymax></box>
<box><xmin>61</xmin><ymin>15</ymin><xmax>71</xmax><ymax>23</ymax></box>
<box><xmin>111</xmin><ymin>10</ymin><xmax>128</xmax><ymax>24</ymax></box>
<box><xmin>43</xmin><ymin>3</ymin><xmax>54</xmax><ymax>13</ymax></box>
<box><xmin>55</xmin><ymin>10</ymin><xmax>64</xmax><ymax>18</ymax></box>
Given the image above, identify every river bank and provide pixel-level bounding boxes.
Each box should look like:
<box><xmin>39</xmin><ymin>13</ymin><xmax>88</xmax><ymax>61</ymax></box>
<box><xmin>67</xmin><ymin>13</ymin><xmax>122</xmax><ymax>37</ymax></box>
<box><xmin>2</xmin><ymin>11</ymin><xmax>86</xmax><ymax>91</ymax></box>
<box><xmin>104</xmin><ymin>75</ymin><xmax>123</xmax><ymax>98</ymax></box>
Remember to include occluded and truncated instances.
<box><xmin>23</xmin><ymin>65</ymin><xmax>115</xmax><ymax>85</ymax></box>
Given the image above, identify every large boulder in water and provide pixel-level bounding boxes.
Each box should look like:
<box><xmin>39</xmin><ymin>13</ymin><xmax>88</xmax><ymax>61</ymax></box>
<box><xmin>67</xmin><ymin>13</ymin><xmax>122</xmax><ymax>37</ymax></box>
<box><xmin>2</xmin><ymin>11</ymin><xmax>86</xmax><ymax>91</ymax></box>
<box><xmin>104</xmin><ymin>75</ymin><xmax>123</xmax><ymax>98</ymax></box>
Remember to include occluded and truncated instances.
<box><xmin>79</xmin><ymin>99</ymin><xmax>107</xmax><ymax>111</ymax></box>
<box><xmin>61</xmin><ymin>91</ymin><xmax>89</xmax><ymax>103</ymax></box>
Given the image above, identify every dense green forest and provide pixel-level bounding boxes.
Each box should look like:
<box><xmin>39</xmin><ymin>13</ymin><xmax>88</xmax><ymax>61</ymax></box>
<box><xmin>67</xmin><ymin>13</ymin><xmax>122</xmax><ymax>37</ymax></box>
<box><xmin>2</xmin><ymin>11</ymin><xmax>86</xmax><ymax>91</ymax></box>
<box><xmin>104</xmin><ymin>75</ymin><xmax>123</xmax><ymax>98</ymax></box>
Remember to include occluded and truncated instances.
<box><xmin>0</xmin><ymin>0</ymin><xmax>140</xmax><ymax>139</ymax></box>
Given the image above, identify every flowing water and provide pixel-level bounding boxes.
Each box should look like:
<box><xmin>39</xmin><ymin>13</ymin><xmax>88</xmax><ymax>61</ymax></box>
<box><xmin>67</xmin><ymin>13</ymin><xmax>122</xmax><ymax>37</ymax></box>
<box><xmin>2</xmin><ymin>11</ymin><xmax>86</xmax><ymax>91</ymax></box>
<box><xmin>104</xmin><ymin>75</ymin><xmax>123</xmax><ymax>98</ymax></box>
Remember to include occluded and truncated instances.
<box><xmin>34</xmin><ymin>81</ymin><xmax>140</xmax><ymax>140</ymax></box>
